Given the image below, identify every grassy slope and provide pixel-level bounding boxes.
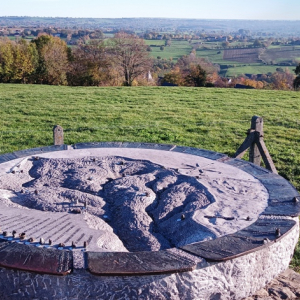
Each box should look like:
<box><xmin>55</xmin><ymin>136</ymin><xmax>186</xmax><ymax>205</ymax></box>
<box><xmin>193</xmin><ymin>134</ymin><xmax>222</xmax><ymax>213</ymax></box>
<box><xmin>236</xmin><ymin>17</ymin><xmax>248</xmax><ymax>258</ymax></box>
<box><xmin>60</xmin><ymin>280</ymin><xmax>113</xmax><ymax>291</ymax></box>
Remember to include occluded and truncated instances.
<box><xmin>1</xmin><ymin>83</ymin><xmax>300</xmax><ymax>268</ymax></box>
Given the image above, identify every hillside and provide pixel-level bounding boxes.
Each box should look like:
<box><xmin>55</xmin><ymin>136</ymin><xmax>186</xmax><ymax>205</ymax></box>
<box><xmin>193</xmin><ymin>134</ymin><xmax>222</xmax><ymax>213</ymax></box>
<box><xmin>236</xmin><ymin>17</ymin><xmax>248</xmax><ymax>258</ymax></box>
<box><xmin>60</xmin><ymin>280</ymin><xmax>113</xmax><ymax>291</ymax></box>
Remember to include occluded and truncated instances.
<box><xmin>1</xmin><ymin>84</ymin><xmax>299</xmax><ymax>185</ymax></box>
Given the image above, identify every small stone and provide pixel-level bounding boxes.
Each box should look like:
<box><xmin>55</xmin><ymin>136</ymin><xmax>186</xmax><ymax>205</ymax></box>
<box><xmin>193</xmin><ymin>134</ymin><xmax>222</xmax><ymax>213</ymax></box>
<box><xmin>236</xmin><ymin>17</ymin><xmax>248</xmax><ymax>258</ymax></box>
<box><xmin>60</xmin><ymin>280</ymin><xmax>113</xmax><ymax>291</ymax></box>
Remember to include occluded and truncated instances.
<box><xmin>20</xmin><ymin>170</ymin><xmax>24</xmax><ymax>173</ymax></box>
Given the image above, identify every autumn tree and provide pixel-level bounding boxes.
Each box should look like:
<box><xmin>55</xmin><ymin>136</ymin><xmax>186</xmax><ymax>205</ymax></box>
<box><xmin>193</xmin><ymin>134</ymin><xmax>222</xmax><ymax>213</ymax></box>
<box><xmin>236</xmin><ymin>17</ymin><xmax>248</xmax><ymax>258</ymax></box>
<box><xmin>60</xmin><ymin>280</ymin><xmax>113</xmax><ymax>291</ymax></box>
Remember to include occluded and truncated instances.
<box><xmin>68</xmin><ymin>40</ymin><xmax>112</xmax><ymax>86</ymax></box>
<box><xmin>269</xmin><ymin>69</ymin><xmax>294</xmax><ymax>90</ymax></box>
<box><xmin>161</xmin><ymin>52</ymin><xmax>220</xmax><ymax>87</ymax></box>
<box><xmin>110</xmin><ymin>32</ymin><xmax>152</xmax><ymax>86</ymax></box>
<box><xmin>0</xmin><ymin>38</ymin><xmax>37</xmax><ymax>83</ymax></box>
<box><xmin>161</xmin><ymin>66</ymin><xmax>184</xmax><ymax>86</ymax></box>
<box><xmin>0</xmin><ymin>38</ymin><xmax>15</xmax><ymax>82</ymax></box>
<box><xmin>13</xmin><ymin>39</ymin><xmax>38</xmax><ymax>83</ymax></box>
<box><xmin>184</xmin><ymin>65</ymin><xmax>207</xmax><ymax>87</ymax></box>
<box><xmin>294</xmin><ymin>63</ymin><xmax>300</xmax><ymax>90</ymax></box>
<box><xmin>32</xmin><ymin>34</ymin><xmax>69</xmax><ymax>85</ymax></box>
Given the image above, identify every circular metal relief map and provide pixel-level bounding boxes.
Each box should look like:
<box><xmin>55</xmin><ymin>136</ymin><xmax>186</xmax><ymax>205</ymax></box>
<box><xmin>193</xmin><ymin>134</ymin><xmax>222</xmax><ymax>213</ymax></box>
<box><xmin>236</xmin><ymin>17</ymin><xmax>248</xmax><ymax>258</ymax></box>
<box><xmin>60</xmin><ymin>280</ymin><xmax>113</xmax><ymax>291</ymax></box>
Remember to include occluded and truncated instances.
<box><xmin>0</xmin><ymin>142</ymin><xmax>299</xmax><ymax>295</ymax></box>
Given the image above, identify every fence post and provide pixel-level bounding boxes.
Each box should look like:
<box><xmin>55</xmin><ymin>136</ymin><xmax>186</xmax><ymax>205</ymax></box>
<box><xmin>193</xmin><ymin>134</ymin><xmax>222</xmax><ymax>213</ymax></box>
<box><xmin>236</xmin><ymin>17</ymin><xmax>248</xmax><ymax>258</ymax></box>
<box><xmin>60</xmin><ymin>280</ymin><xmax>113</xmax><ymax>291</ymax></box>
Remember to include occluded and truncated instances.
<box><xmin>249</xmin><ymin>116</ymin><xmax>263</xmax><ymax>165</ymax></box>
<box><xmin>233</xmin><ymin>116</ymin><xmax>278</xmax><ymax>174</ymax></box>
<box><xmin>53</xmin><ymin>125</ymin><xmax>64</xmax><ymax>146</ymax></box>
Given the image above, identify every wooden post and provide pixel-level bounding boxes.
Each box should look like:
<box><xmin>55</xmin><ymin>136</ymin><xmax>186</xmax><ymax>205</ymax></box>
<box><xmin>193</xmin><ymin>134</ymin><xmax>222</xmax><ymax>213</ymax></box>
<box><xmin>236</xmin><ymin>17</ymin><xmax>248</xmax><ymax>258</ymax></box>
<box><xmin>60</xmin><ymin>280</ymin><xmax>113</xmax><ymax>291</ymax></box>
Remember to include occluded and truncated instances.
<box><xmin>233</xmin><ymin>116</ymin><xmax>278</xmax><ymax>174</ymax></box>
<box><xmin>53</xmin><ymin>125</ymin><xmax>64</xmax><ymax>145</ymax></box>
<box><xmin>249</xmin><ymin>116</ymin><xmax>263</xmax><ymax>166</ymax></box>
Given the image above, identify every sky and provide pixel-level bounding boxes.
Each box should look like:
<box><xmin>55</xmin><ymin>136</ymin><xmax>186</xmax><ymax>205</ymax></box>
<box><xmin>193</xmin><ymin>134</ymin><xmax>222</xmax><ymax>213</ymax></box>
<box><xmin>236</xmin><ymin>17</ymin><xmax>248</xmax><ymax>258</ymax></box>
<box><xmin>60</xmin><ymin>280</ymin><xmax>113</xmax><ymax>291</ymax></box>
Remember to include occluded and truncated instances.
<box><xmin>1</xmin><ymin>0</ymin><xmax>300</xmax><ymax>20</ymax></box>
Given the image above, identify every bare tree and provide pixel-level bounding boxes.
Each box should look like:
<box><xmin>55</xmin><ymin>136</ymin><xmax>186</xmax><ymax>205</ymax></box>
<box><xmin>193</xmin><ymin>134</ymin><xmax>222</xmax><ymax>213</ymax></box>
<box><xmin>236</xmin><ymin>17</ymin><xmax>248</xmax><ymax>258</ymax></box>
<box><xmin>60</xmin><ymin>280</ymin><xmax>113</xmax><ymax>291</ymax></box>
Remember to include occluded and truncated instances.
<box><xmin>110</xmin><ymin>32</ymin><xmax>152</xmax><ymax>86</ymax></box>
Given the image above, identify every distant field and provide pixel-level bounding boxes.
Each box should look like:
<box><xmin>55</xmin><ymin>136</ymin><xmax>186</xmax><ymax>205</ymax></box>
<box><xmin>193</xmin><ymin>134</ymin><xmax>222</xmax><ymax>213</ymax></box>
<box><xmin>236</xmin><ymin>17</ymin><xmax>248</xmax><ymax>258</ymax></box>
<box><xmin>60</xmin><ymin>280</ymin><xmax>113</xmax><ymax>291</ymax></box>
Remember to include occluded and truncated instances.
<box><xmin>223</xmin><ymin>48</ymin><xmax>262</xmax><ymax>63</ymax></box>
<box><xmin>224</xmin><ymin>65</ymin><xmax>295</xmax><ymax>77</ymax></box>
<box><xmin>146</xmin><ymin>40</ymin><xmax>193</xmax><ymax>61</ymax></box>
<box><xmin>261</xmin><ymin>46</ymin><xmax>300</xmax><ymax>64</ymax></box>
<box><xmin>1</xmin><ymin>83</ymin><xmax>300</xmax><ymax>269</ymax></box>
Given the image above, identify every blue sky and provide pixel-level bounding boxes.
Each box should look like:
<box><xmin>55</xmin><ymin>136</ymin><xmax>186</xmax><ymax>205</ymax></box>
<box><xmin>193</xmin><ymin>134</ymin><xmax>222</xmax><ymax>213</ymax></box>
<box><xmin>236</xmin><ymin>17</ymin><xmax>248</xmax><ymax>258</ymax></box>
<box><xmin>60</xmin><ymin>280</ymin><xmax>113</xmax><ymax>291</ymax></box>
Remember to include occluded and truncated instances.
<box><xmin>1</xmin><ymin>0</ymin><xmax>300</xmax><ymax>20</ymax></box>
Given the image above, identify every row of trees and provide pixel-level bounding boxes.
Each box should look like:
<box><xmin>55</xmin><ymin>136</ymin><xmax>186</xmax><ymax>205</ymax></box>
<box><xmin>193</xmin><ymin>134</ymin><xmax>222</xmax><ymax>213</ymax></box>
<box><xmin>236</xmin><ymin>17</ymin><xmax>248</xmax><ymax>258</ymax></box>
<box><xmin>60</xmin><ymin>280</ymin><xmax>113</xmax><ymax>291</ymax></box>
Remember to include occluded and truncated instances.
<box><xmin>0</xmin><ymin>33</ymin><xmax>152</xmax><ymax>86</ymax></box>
<box><xmin>160</xmin><ymin>53</ymin><xmax>219</xmax><ymax>87</ymax></box>
<box><xmin>1</xmin><ymin>33</ymin><xmax>300</xmax><ymax>90</ymax></box>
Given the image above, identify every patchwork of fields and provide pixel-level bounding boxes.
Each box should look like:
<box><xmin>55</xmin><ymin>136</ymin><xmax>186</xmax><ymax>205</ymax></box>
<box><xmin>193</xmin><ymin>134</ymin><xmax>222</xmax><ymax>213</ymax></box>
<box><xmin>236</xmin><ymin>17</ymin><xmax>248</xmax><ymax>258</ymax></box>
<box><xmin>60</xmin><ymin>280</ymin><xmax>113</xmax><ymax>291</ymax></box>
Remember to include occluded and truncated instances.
<box><xmin>146</xmin><ymin>39</ymin><xmax>300</xmax><ymax>76</ymax></box>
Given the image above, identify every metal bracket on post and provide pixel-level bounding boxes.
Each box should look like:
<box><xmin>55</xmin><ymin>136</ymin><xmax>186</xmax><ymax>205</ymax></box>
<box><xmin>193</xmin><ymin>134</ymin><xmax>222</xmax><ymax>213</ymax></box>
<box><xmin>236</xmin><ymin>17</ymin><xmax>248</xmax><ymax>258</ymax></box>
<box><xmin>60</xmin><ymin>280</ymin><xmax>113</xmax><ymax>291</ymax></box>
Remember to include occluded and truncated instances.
<box><xmin>53</xmin><ymin>125</ymin><xmax>64</xmax><ymax>146</ymax></box>
<box><xmin>233</xmin><ymin>116</ymin><xmax>278</xmax><ymax>174</ymax></box>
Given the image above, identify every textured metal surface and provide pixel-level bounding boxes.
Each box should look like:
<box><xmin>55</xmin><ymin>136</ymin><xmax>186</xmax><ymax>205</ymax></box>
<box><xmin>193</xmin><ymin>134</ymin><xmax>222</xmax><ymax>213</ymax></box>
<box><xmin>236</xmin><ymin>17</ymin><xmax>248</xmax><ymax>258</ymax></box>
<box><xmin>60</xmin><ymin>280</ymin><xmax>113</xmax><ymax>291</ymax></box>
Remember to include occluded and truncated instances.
<box><xmin>0</xmin><ymin>242</ymin><xmax>72</xmax><ymax>275</ymax></box>
<box><xmin>74</xmin><ymin>142</ymin><xmax>123</xmax><ymax>149</ymax></box>
<box><xmin>87</xmin><ymin>250</ymin><xmax>196</xmax><ymax>275</ymax></box>
<box><xmin>0</xmin><ymin>145</ymin><xmax>68</xmax><ymax>163</ymax></box>
<box><xmin>73</xmin><ymin>141</ymin><xmax>176</xmax><ymax>151</ymax></box>
<box><xmin>225</xmin><ymin>158</ymin><xmax>271</xmax><ymax>176</ymax></box>
<box><xmin>121</xmin><ymin>142</ymin><xmax>176</xmax><ymax>151</ymax></box>
<box><xmin>0</xmin><ymin>153</ymin><xmax>18</xmax><ymax>163</ymax></box>
<box><xmin>13</xmin><ymin>145</ymin><xmax>68</xmax><ymax>158</ymax></box>
<box><xmin>0</xmin><ymin>204</ymin><xmax>102</xmax><ymax>251</ymax></box>
<box><xmin>180</xmin><ymin>219</ymin><xmax>296</xmax><ymax>261</ymax></box>
<box><xmin>0</xmin><ymin>142</ymin><xmax>299</xmax><ymax>276</ymax></box>
<box><xmin>171</xmin><ymin>146</ymin><xmax>227</xmax><ymax>160</ymax></box>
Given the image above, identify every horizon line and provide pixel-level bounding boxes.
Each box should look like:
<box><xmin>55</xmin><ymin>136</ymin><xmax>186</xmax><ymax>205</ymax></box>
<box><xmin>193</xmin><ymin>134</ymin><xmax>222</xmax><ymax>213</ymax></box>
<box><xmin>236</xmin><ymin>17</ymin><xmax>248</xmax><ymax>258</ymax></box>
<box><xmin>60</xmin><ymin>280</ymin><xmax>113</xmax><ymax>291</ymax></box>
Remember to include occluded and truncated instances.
<box><xmin>1</xmin><ymin>16</ymin><xmax>300</xmax><ymax>22</ymax></box>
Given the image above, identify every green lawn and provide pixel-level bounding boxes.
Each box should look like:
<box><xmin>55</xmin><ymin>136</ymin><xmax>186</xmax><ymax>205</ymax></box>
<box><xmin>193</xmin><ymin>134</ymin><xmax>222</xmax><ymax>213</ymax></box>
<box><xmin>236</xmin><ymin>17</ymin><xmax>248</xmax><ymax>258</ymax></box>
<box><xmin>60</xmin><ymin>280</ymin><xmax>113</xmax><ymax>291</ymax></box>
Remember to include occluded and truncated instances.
<box><xmin>1</xmin><ymin>83</ymin><xmax>300</xmax><ymax>269</ymax></box>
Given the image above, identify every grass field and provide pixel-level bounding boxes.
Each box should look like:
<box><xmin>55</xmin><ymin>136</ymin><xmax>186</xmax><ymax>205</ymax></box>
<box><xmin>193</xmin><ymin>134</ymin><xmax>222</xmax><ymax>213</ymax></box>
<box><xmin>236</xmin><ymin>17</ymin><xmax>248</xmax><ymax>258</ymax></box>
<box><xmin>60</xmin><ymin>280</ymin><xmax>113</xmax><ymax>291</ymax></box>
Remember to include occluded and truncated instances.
<box><xmin>224</xmin><ymin>65</ymin><xmax>295</xmax><ymax>77</ymax></box>
<box><xmin>1</xmin><ymin>83</ymin><xmax>300</xmax><ymax>269</ymax></box>
<box><xmin>146</xmin><ymin>40</ymin><xmax>193</xmax><ymax>61</ymax></box>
